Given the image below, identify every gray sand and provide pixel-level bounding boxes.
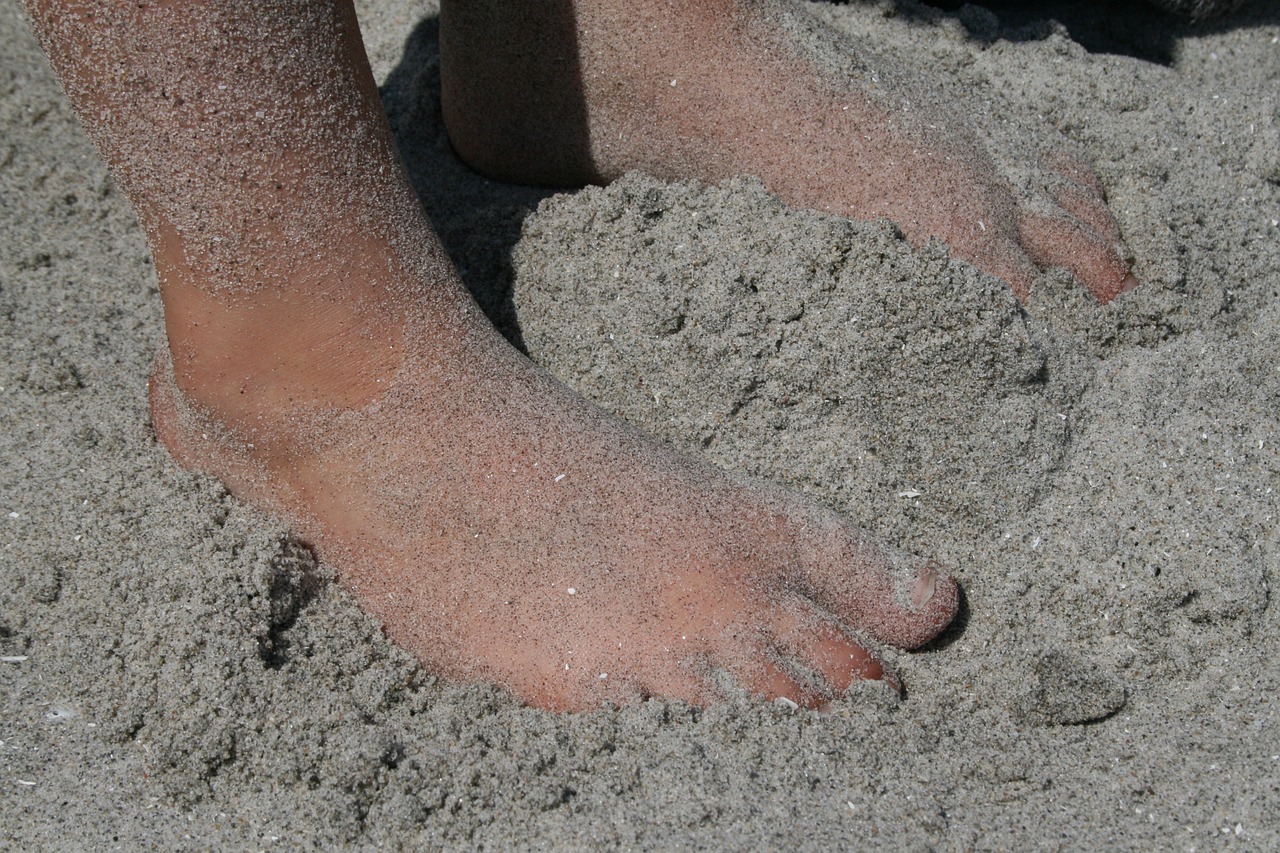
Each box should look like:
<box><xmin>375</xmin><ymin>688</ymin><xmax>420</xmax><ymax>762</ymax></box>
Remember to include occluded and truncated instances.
<box><xmin>3</xmin><ymin>0</ymin><xmax>1278</xmax><ymax>848</ymax></box>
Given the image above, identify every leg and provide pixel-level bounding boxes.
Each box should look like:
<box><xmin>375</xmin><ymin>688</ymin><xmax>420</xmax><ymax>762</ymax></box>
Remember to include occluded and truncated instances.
<box><xmin>441</xmin><ymin>0</ymin><xmax>1138</xmax><ymax>302</ymax></box>
<box><xmin>22</xmin><ymin>0</ymin><xmax>957</xmax><ymax>710</ymax></box>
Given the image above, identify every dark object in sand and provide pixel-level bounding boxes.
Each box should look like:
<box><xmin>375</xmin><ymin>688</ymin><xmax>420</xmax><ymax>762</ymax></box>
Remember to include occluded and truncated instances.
<box><xmin>911</xmin><ymin>0</ymin><xmax>1254</xmax><ymax>22</ymax></box>
<box><xmin>1144</xmin><ymin>0</ymin><xmax>1251</xmax><ymax>21</ymax></box>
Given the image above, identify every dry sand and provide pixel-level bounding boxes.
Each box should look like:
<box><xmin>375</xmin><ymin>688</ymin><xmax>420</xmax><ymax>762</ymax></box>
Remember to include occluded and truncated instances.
<box><xmin>3</xmin><ymin>0</ymin><xmax>1279</xmax><ymax>848</ymax></box>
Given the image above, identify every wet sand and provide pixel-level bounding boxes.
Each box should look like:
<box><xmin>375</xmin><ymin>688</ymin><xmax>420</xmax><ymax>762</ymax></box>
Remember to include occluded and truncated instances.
<box><xmin>2</xmin><ymin>0</ymin><xmax>1278</xmax><ymax>848</ymax></box>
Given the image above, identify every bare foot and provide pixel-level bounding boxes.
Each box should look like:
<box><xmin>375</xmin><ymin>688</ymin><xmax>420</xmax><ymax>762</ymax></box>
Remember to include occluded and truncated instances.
<box><xmin>151</xmin><ymin>258</ymin><xmax>957</xmax><ymax>710</ymax></box>
<box><xmin>441</xmin><ymin>0</ymin><xmax>1138</xmax><ymax>302</ymax></box>
<box><xmin>26</xmin><ymin>0</ymin><xmax>956</xmax><ymax>711</ymax></box>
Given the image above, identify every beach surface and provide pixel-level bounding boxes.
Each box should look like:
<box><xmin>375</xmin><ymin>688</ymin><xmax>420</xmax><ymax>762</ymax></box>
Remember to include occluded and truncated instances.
<box><xmin>2</xmin><ymin>0</ymin><xmax>1278</xmax><ymax>848</ymax></box>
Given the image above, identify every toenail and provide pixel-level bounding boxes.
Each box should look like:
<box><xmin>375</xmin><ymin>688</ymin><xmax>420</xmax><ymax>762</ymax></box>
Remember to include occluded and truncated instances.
<box><xmin>910</xmin><ymin>564</ymin><xmax>937</xmax><ymax>609</ymax></box>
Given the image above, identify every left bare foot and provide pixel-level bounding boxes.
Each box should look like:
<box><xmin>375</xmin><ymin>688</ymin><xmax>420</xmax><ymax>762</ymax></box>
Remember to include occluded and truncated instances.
<box><xmin>441</xmin><ymin>0</ymin><xmax>1139</xmax><ymax>302</ymax></box>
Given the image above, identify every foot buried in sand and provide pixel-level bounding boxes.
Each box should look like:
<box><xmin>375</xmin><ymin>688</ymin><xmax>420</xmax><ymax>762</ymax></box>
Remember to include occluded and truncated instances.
<box><xmin>442</xmin><ymin>0</ymin><xmax>1140</xmax><ymax>302</ymax></box>
<box><xmin>25</xmin><ymin>0</ymin><xmax>959</xmax><ymax>709</ymax></box>
<box><xmin>151</xmin><ymin>286</ymin><xmax>958</xmax><ymax>710</ymax></box>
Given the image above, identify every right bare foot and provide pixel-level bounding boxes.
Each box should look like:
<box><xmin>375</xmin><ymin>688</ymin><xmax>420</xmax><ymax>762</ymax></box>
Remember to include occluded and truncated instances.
<box><xmin>151</xmin><ymin>255</ymin><xmax>958</xmax><ymax>710</ymax></box>
<box><xmin>441</xmin><ymin>0</ymin><xmax>1138</xmax><ymax>302</ymax></box>
<box><xmin>28</xmin><ymin>0</ymin><xmax>956</xmax><ymax>711</ymax></box>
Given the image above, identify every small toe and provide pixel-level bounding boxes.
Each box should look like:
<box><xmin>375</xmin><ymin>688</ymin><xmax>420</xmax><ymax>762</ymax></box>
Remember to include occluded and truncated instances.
<box><xmin>766</xmin><ymin>604</ymin><xmax>890</xmax><ymax>694</ymax></box>
<box><xmin>739</xmin><ymin>656</ymin><xmax>829</xmax><ymax>708</ymax></box>
<box><xmin>1045</xmin><ymin>149</ymin><xmax>1108</xmax><ymax>198</ymax></box>
<box><xmin>961</xmin><ymin>237</ymin><xmax>1041</xmax><ymax>301</ymax></box>
<box><xmin>1051</xmin><ymin>181</ymin><xmax>1124</xmax><ymax>245</ymax></box>
<box><xmin>636</xmin><ymin>665</ymin><xmax>720</xmax><ymax>709</ymax></box>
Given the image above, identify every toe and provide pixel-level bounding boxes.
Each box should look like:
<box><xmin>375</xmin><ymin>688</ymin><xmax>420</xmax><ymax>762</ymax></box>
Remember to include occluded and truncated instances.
<box><xmin>635</xmin><ymin>660</ymin><xmax>721</xmax><ymax>709</ymax></box>
<box><xmin>1021</xmin><ymin>151</ymin><xmax>1140</xmax><ymax>303</ymax></box>
<box><xmin>845</xmin><ymin>556</ymin><xmax>958</xmax><ymax>650</ymax></box>
<box><xmin>1018</xmin><ymin>209</ymin><xmax>1139</xmax><ymax>304</ymax></box>
<box><xmin>738</xmin><ymin>656</ymin><xmax>829</xmax><ymax>708</ymax></box>
<box><xmin>1051</xmin><ymin>181</ymin><xmax>1124</xmax><ymax>245</ymax></box>
<box><xmin>525</xmin><ymin>659</ymin><xmax>711</xmax><ymax>711</ymax></box>
<box><xmin>766</xmin><ymin>603</ymin><xmax>890</xmax><ymax>694</ymax></box>
<box><xmin>961</xmin><ymin>236</ymin><xmax>1041</xmax><ymax>301</ymax></box>
<box><xmin>1045</xmin><ymin>149</ymin><xmax>1109</xmax><ymax>198</ymax></box>
<box><xmin>789</xmin><ymin>515</ymin><xmax>960</xmax><ymax>651</ymax></box>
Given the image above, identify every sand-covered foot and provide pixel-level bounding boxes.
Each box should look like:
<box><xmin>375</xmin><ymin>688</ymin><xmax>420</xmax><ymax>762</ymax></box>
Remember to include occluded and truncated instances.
<box><xmin>26</xmin><ymin>0</ymin><xmax>956</xmax><ymax>711</ymax></box>
<box><xmin>151</xmin><ymin>266</ymin><xmax>958</xmax><ymax>711</ymax></box>
<box><xmin>441</xmin><ymin>0</ymin><xmax>1138</xmax><ymax>302</ymax></box>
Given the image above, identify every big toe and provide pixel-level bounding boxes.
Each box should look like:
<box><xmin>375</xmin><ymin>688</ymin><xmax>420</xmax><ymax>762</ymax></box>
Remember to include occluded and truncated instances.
<box><xmin>1019</xmin><ymin>208</ymin><xmax>1139</xmax><ymax>304</ymax></box>
<box><xmin>790</xmin><ymin>519</ymin><xmax>960</xmax><ymax>650</ymax></box>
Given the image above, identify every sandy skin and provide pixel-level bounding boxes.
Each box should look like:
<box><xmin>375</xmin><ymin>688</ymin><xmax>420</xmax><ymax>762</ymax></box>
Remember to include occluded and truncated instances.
<box><xmin>18</xmin><ymin>0</ymin><xmax>1174</xmax><ymax>709</ymax></box>
<box><xmin>149</xmin><ymin>289</ymin><xmax>957</xmax><ymax>709</ymax></box>
<box><xmin>8</xmin><ymin>0</ymin><xmax>1280</xmax><ymax>847</ymax></box>
<box><xmin>442</xmin><ymin>0</ymin><xmax>1138</xmax><ymax>301</ymax></box>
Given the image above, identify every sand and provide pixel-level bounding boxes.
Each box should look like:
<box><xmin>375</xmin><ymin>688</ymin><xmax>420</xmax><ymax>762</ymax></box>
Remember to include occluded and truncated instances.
<box><xmin>2</xmin><ymin>0</ymin><xmax>1278</xmax><ymax>848</ymax></box>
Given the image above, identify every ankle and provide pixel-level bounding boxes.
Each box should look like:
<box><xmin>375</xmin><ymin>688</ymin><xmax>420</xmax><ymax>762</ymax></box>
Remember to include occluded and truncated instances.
<box><xmin>158</xmin><ymin>270</ymin><xmax>409</xmax><ymax>433</ymax></box>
